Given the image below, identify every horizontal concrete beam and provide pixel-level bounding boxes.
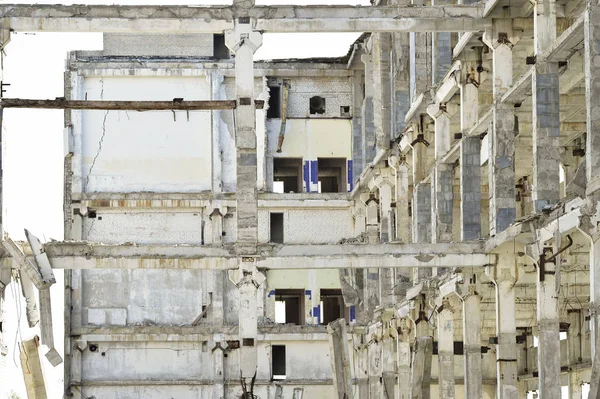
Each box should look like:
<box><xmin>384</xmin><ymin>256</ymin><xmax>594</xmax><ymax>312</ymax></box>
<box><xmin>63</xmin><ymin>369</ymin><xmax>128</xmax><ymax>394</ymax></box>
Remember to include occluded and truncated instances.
<box><xmin>42</xmin><ymin>242</ymin><xmax>494</xmax><ymax>270</ymax></box>
<box><xmin>1</xmin><ymin>98</ymin><xmax>264</xmax><ymax>110</ymax></box>
<box><xmin>0</xmin><ymin>4</ymin><xmax>487</xmax><ymax>33</ymax></box>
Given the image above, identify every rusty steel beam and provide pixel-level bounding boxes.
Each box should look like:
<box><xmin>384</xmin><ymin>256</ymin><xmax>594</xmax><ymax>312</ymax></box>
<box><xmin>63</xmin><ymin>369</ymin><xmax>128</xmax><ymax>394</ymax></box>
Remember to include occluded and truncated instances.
<box><xmin>0</xmin><ymin>98</ymin><xmax>265</xmax><ymax>111</ymax></box>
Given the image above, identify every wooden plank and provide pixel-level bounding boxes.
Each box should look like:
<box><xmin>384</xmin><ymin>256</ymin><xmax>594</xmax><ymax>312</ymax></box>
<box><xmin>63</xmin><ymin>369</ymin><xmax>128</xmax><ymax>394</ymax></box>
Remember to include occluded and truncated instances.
<box><xmin>0</xmin><ymin>98</ymin><xmax>266</xmax><ymax>111</ymax></box>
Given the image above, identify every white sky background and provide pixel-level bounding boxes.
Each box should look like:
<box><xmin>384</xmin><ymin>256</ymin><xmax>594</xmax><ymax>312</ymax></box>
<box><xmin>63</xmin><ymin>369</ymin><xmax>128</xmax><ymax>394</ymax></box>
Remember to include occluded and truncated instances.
<box><xmin>0</xmin><ymin>0</ymin><xmax>368</xmax><ymax>397</ymax></box>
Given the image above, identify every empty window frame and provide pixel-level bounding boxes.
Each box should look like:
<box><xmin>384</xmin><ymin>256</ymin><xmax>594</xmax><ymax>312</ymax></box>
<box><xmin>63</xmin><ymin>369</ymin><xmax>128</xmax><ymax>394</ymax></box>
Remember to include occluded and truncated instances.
<box><xmin>317</xmin><ymin>158</ymin><xmax>347</xmax><ymax>193</ymax></box>
<box><xmin>213</xmin><ymin>34</ymin><xmax>230</xmax><ymax>59</ymax></box>
<box><xmin>273</xmin><ymin>158</ymin><xmax>303</xmax><ymax>193</ymax></box>
<box><xmin>274</xmin><ymin>289</ymin><xmax>305</xmax><ymax>325</ymax></box>
<box><xmin>268</xmin><ymin>85</ymin><xmax>282</xmax><ymax>118</ymax></box>
<box><xmin>272</xmin><ymin>345</ymin><xmax>286</xmax><ymax>380</ymax></box>
<box><xmin>320</xmin><ymin>289</ymin><xmax>347</xmax><ymax>325</ymax></box>
<box><xmin>309</xmin><ymin>95</ymin><xmax>326</xmax><ymax>115</ymax></box>
<box><xmin>270</xmin><ymin>213</ymin><xmax>284</xmax><ymax>244</ymax></box>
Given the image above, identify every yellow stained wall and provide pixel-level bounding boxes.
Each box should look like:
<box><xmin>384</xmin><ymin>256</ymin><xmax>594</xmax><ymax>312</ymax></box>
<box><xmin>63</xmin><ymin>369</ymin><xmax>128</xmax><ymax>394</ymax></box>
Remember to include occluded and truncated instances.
<box><xmin>275</xmin><ymin>119</ymin><xmax>352</xmax><ymax>160</ymax></box>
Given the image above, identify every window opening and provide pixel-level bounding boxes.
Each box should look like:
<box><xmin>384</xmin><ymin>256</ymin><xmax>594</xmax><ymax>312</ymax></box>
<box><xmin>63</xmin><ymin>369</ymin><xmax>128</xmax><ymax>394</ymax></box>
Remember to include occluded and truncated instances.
<box><xmin>274</xmin><ymin>289</ymin><xmax>304</xmax><ymax>325</ymax></box>
<box><xmin>272</xmin><ymin>345</ymin><xmax>286</xmax><ymax>380</ymax></box>
<box><xmin>310</xmin><ymin>96</ymin><xmax>326</xmax><ymax>115</ymax></box>
<box><xmin>320</xmin><ymin>289</ymin><xmax>346</xmax><ymax>325</ymax></box>
<box><xmin>213</xmin><ymin>34</ymin><xmax>230</xmax><ymax>59</ymax></box>
<box><xmin>270</xmin><ymin>213</ymin><xmax>284</xmax><ymax>243</ymax></box>
<box><xmin>268</xmin><ymin>85</ymin><xmax>282</xmax><ymax>118</ymax></box>
<box><xmin>273</xmin><ymin>158</ymin><xmax>303</xmax><ymax>193</ymax></box>
<box><xmin>317</xmin><ymin>158</ymin><xmax>347</xmax><ymax>193</ymax></box>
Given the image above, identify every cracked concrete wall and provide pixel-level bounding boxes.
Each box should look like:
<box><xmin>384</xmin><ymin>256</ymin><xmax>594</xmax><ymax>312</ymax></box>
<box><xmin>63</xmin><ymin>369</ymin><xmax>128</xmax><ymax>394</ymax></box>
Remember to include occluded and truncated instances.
<box><xmin>81</xmin><ymin>76</ymin><xmax>213</xmax><ymax>192</ymax></box>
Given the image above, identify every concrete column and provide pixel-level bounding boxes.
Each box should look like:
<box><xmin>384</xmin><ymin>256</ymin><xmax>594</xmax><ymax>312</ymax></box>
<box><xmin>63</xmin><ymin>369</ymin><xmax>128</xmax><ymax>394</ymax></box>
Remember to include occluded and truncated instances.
<box><xmin>487</xmin><ymin>20</ymin><xmax>516</xmax><ymax>235</ymax></box>
<box><xmin>0</xmin><ymin>268</ymin><xmax>9</xmax><ymax>357</ymax></box>
<box><xmin>536</xmin><ymin>238</ymin><xmax>561</xmax><ymax>398</ymax></box>
<box><xmin>225</xmin><ymin>22</ymin><xmax>262</xmax><ymax>255</ymax></box>
<box><xmin>463</xmin><ymin>288</ymin><xmax>482</xmax><ymax>399</ymax></box>
<box><xmin>432</xmin><ymin>164</ymin><xmax>453</xmax><ymax>244</ymax></box>
<box><xmin>328</xmin><ymin>319</ymin><xmax>352</xmax><ymax>399</ymax></box>
<box><xmin>567</xmin><ymin>310</ymin><xmax>583</xmax><ymax>399</ymax></box>
<box><xmin>460</xmin><ymin>74</ymin><xmax>479</xmax><ymax>134</ymax></box>
<box><xmin>382</xmin><ymin>322</ymin><xmax>396</xmax><ymax>398</ymax></box>
<box><xmin>378</xmin><ymin>178</ymin><xmax>394</xmax><ymax>243</ymax></box>
<box><xmin>437</xmin><ymin>300</ymin><xmax>455</xmax><ymax>399</ymax></box>
<box><xmin>413</xmin><ymin>183</ymin><xmax>432</xmax><ymax>244</ymax></box>
<box><xmin>368</xmin><ymin>337</ymin><xmax>383</xmax><ymax>398</ymax></box>
<box><xmin>355</xmin><ymin>337</ymin><xmax>369</xmax><ymax>399</ymax></box>
<box><xmin>532</xmin><ymin>0</ymin><xmax>560</xmax><ymax>212</ymax></box>
<box><xmin>409</xmin><ymin>25</ymin><xmax>431</xmax><ymax>102</ymax></box>
<box><xmin>427</xmin><ymin>106</ymin><xmax>452</xmax><ymax>161</ymax></box>
<box><xmin>372</xmin><ymin>32</ymin><xmax>392</xmax><ymax>149</ymax></box>
<box><xmin>362</xmin><ymin>53</ymin><xmax>377</xmax><ymax>165</ymax></box>
<box><xmin>230</xmin><ymin>261</ymin><xmax>266</xmax><ymax>380</ymax></box>
<box><xmin>213</xmin><ymin>342</ymin><xmax>226</xmax><ymax>399</ymax></box>
<box><xmin>412</xmin><ymin>138</ymin><xmax>428</xmax><ymax>185</ymax></box>
<box><xmin>488</xmin><ymin>255</ymin><xmax>519</xmax><ymax>399</ymax></box>
<box><xmin>413</xmin><ymin>183</ymin><xmax>432</xmax><ymax>283</ymax></box>
<box><xmin>588</xmin><ymin>239</ymin><xmax>600</xmax><ymax>398</ymax></box>
<box><xmin>431</xmin><ymin>0</ymin><xmax>453</xmax><ymax>85</ymax></box>
<box><xmin>410</xmin><ymin>336</ymin><xmax>433</xmax><ymax>399</ymax></box>
<box><xmin>585</xmin><ymin>0</ymin><xmax>600</xmax><ymax>193</ymax></box>
<box><xmin>397</xmin><ymin>320</ymin><xmax>412</xmax><ymax>399</ymax></box>
<box><xmin>390</xmin><ymin>155</ymin><xmax>411</xmax><ymax>243</ymax></box>
<box><xmin>391</xmin><ymin>0</ymin><xmax>411</xmax><ymax>137</ymax></box>
<box><xmin>460</xmin><ymin>137</ymin><xmax>481</xmax><ymax>240</ymax></box>
<box><xmin>352</xmin><ymin>72</ymin><xmax>365</xmax><ymax>179</ymax></box>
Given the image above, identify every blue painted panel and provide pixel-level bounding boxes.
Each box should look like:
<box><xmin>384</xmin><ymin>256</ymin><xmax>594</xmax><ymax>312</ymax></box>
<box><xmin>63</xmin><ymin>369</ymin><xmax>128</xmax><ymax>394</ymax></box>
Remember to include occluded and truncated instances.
<box><xmin>303</xmin><ymin>160</ymin><xmax>310</xmax><ymax>192</ymax></box>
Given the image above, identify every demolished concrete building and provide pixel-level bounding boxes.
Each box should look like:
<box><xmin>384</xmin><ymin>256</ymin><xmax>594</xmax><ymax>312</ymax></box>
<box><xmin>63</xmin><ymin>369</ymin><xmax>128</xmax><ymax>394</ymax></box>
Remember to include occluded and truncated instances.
<box><xmin>0</xmin><ymin>0</ymin><xmax>599</xmax><ymax>398</ymax></box>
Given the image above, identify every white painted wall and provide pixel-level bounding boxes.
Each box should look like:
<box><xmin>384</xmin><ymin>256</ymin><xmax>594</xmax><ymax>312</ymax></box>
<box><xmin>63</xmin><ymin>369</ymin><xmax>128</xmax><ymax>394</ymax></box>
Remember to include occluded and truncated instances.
<box><xmin>80</xmin><ymin>76</ymin><xmax>213</xmax><ymax>192</ymax></box>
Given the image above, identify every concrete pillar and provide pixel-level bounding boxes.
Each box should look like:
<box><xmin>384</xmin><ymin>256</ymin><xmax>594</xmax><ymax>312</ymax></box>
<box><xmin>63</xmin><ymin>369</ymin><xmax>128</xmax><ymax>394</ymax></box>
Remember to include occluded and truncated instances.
<box><xmin>210</xmin><ymin>208</ymin><xmax>224</xmax><ymax>244</ymax></box>
<box><xmin>460</xmin><ymin>71</ymin><xmax>479</xmax><ymax>134</ymax></box>
<box><xmin>588</xmin><ymin>239</ymin><xmax>600</xmax><ymax>398</ymax></box>
<box><xmin>382</xmin><ymin>323</ymin><xmax>396</xmax><ymax>398</ymax></box>
<box><xmin>488</xmin><ymin>255</ymin><xmax>519</xmax><ymax>399</ymax></box>
<box><xmin>390</xmin><ymin>155</ymin><xmax>411</xmax><ymax>243</ymax></box>
<box><xmin>437</xmin><ymin>300</ymin><xmax>455</xmax><ymax>399</ymax></box>
<box><xmin>0</xmin><ymin>267</ymin><xmax>9</xmax><ymax>357</ymax></box>
<box><xmin>409</xmin><ymin>14</ymin><xmax>431</xmax><ymax>102</ymax></box>
<box><xmin>378</xmin><ymin>178</ymin><xmax>394</xmax><ymax>243</ymax></box>
<box><xmin>567</xmin><ymin>310</ymin><xmax>583</xmax><ymax>399</ymax></box>
<box><xmin>487</xmin><ymin>20</ymin><xmax>516</xmax><ymax>235</ymax></box>
<box><xmin>20</xmin><ymin>337</ymin><xmax>48</xmax><ymax>399</ymax></box>
<box><xmin>355</xmin><ymin>338</ymin><xmax>369</xmax><ymax>399</ymax></box>
<box><xmin>428</xmin><ymin>105</ymin><xmax>452</xmax><ymax>161</ymax></box>
<box><xmin>431</xmin><ymin>0</ymin><xmax>453</xmax><ymax>85</ymax></box>
<box><xmin>584</xmin><ymin>0</ymin><xmax>600</xmax><ymax>193</ymax></box>
<box><xmin>413</xmin><ymin>183</ymin><xmax>432</xmax><ymax>283</ymax></box>
<box><xmin>413</xmin><ymin>183</ymin><xmax>432</xmax><ymax>244</ymax></box>
<box><xmin>372</xmin><ymin>32</ymin><xmax>392</xmax><ymax>149</ymax></box>
<box><xmin>532</xmin><ymin>0</ymin><xmax>560</xmax><ymax>212</ymax></box>
<box><xmin>412</xmin><ymin>137</ymin><xmax>428</xmax><ymax>185</ymax></box>
<box><xmin>463</xmin><ymin>287</ymin><xmax>482</xmax><ymax>399</ymax></box>
<box><xmin>432</xmin><ymin>164</ymin><xmax>453</xmax><ymax>244</ymax></box>
<box><xmin>213</xmin><ymin>342</ymin><xmax>226</xmax><ymax>399</ymax></box>
<box><xmin>328</xmin><ymin>319</ymin><xmax>352</xmax><ymax>399</ymax></box>
<box><xmin>397</xmin><ymin>320</ymin><xmax>412</xmax><ymax>399</ymax></box>
<box><xmin>362</xmin><ymin>52</ymin><xmax>377</xmax><ymax>165</ymax></box>
<box><xmin>536</xmin><ymin>237</ymin><xmax>561</xmax><ymax>398</ymax></box>
<box><xmin>410</xmin><ymin>336</ymin><xmax>433</xmax><ymax>399</ymax></box>
<box><xmin>352</xmin><ymin>72</ymin><xmax>365</xmax><ymax>179</ymax></box>
<box><xmin>391</xmin><ymin>0</ymin><xmax>411</xmax><ymax>137</ymax></box>
<box><xmin>230</xmin><ymin>261</ymin><xmax>266</xmax><ymax>380</ymax></box>
<box><xmin>368</xmin><ymin>337</ymin><xmax>383</xmax><ymax>399</ymax></box>
<box><xmin>225</xmin><ymin>22</ymin><xmax>262</xmax><ymax>255</ymax></box>
<box><xmin>460</xmin><ymin>137</ymin><xmax>481</xmax><ymax>240</ymax></box>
